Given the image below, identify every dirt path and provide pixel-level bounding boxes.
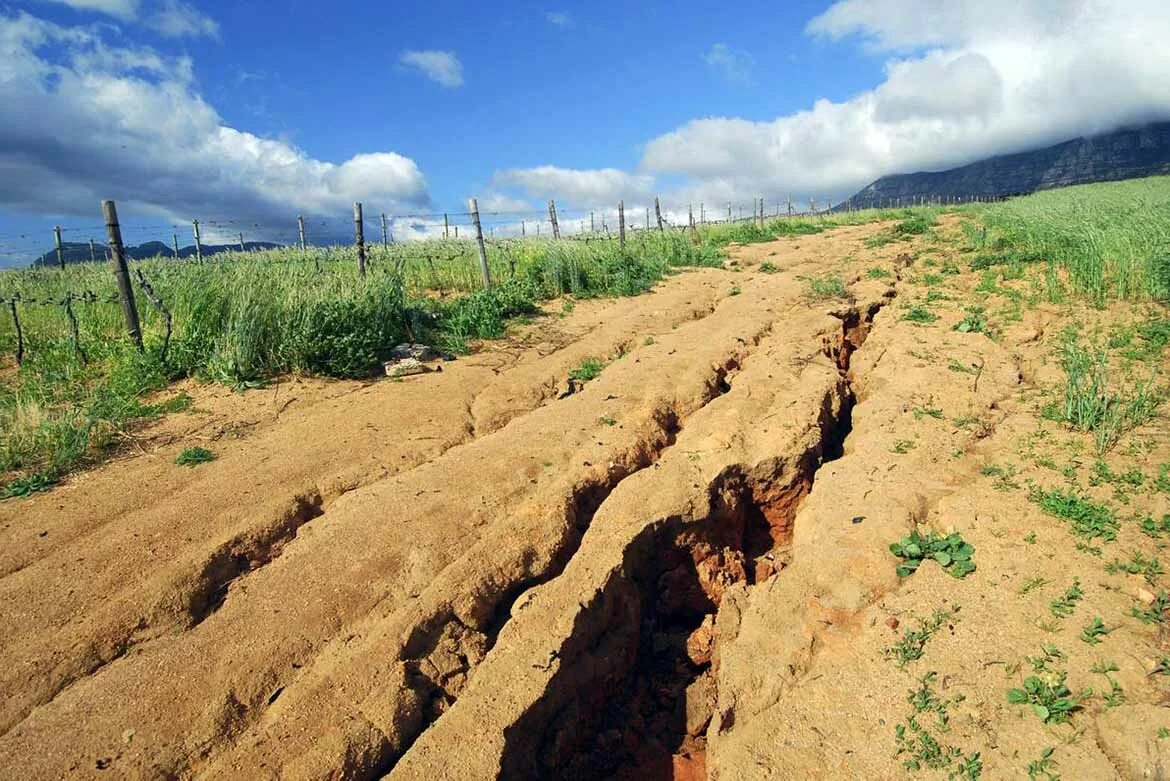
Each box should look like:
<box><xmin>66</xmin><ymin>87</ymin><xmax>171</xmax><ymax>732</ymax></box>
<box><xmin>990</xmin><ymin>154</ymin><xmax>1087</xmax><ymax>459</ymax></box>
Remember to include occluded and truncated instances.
<box><xmin>3</xmin><ymin>220</ymin><xmax>1168</xmax><ymax>779</ymax></box>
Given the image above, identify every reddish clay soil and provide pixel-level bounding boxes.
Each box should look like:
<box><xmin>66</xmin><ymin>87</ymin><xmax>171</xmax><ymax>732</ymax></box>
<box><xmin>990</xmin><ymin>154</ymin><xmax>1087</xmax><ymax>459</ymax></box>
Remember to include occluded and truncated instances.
<box><xmin>2</xmin><ymin>218</ymin><xmax>1169</xmax><ymax>779</ymax></box>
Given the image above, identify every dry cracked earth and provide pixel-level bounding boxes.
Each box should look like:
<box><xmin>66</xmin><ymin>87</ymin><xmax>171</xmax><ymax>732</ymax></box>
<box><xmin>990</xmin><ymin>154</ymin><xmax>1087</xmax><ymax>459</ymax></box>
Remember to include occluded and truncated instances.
<box><xmin>3</xmin><ymin>218</ymin><xmax>1170</xmax><ymax>779</ymax></box>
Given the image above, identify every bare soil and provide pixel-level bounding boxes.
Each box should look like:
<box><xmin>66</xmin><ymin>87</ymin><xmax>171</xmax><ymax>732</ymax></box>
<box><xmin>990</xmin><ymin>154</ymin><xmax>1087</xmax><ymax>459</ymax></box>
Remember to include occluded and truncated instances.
<box><xmin>2</xmin><ymin>219</ymin><xmax>1169</xmax><ymax>780</ymax></box>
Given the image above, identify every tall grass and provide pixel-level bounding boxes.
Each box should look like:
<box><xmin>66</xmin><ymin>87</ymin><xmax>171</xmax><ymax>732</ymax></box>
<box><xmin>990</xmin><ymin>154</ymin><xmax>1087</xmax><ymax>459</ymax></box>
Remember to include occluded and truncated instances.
<box><xmin>963</xmin><ymin>176</ymin><xmax>1170</xmax><ymax>303</ymax></box>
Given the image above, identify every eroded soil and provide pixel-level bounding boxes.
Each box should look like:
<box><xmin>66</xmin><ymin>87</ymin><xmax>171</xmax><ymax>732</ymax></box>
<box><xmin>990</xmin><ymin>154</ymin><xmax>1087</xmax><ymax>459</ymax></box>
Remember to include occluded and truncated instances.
<box><xmin>2</xmin><ymin>218</ymin><xmax>1169</xmax><ymax>780</ymax></box>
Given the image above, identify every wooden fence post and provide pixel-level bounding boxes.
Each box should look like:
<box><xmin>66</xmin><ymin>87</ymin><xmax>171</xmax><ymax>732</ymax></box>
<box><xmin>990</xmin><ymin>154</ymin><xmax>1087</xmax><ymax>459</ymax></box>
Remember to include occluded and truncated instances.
<box><xmin>238</xmin><ymin>232</ymin><xmax>245</xmax><ymax>252</ymax></box>
<box><xmin>727</xmin><ymin>202</ymin><xmax>732</xmax><ymax>223</ymax></box>
<box><xmin>89</xmin><ymin>239</ymin><xmax>96</xmax><ymax>263</ymax></box>
<box><xmin>192</xmin><ymin>219</ymin><xmax>203</xmax><ymax>262</ymax></box>
<box><xmin>521</xmin><ymin>220</ymin><xmax>526</xmax><ymax>237</ymax></box>
<box><xmin>547</xmin><ymin>199</ymin><xmax>561</xmax><ymax>239</ymax></box>
<box><xmin>381</xmin><ymin>213</ymin><xmax>389</xmax><ymax>247</ymax></box>
<box><xmin>443</xmin><ymin>213</ymin><xmax>449</xmax><ymax>239</ymax></box>
<box><xmin>54</xmin><ymin>225</ymin><xmax>64</xmax><ymax>268</ymax></box>
<box><xmin>354</xmin><ymin>202</ymin><xmax>367</xmax><ymax>277</ymax></box>
<box><xmin>469</xmin><ymin>198</ymin><xmax>492</xmax><ymax>289</ymax></box>
<box><xmin>298</xmin><ymin>214</ymin><xmax>307</xmax><ymax>250</ymax></box>
<box><xmin>645</xmin><ymin>209</ymin><xmax>649</xmax><ymax>230</ymax></box>
<box><xmin>102</xmin><ymin>200</ymin><xmax>143</xmax><ymax>351</ymax></box>
<box><xmin>8</xmin><ymin>299</ymin><xmax>22</xmax><ymax>365</ymax></box>
<box><xmin>654</xmin><ymin>197</ymin><xmax>664</xmax><ymax>231</ymax></box>
<box><xmin>172</xmin><ymin>233</ymin><xmax>180</xmax><ymax>257</ymax></box>
<box><xmin>618</xmin><ymin>200</ymin><xmax>626</xmax><ymax>251</ymax></box>
<box><xmin>590</xmin><ymin>211</ymin><xmax>595</xmax><ymax>232</ymax></box>
<box><xmin>688</xmin><ymin>204</ymin><xmax>695</xmax><ymax>231</ymax></box>
<box><xmin>700</xmin><ymin>202</ymin><xmax>705</xmax><ymax>224</ymax></box>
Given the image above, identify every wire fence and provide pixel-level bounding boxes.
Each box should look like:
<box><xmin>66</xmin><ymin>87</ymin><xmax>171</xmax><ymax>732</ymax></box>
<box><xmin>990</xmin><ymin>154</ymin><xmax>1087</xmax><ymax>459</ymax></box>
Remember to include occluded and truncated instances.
<box><xmin>0</xmin><ymin>191</ymin><xmax>1004</xmax><ymax>367</ymax></box>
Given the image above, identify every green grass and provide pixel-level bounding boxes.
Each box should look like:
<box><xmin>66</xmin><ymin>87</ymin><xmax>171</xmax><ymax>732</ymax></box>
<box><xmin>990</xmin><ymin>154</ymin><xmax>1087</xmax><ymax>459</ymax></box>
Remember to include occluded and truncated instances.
<box><xmin>802</xmin><ymin>273</ymin><xmax>849</xmax><ymax>299</ymax></box>
<box><xmin>961</xmin><ymin>176</ymin><xmax>1170</xmax><ymax>303</ymax></box>
<box><xmin>1049</xmin><ymin>335</ymin><xmax>1162</xmax><ymax>454</ymax></box>
<box><xmin>174</xmin><ymin>446</ymin><xmax>215</xmax><ymax>467</ymax></box>
<box><xmin>1030</xmin><ymin>486</ymin><xmax>1119</xmax><ymax>541</ymax></box>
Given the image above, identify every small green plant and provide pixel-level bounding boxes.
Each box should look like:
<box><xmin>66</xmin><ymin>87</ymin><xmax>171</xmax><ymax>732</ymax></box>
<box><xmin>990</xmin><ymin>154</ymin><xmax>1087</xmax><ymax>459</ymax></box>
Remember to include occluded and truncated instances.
<box><xmin>885</xmin><ymin>609</ymin><xmax>959</xmax><ymax>668</ymax></box>
<box><xmin>892</xmin><ymin>439</ymin><xmax>917</xmax><ymax>454</ymax></box>
<box><xmin>953</xmin><ymin>307</ymin><xmax>989</xmax><ymax>335</ymax></box>
<box><xmin>866</xmin><ymin>266</ymin><xmax>892</xmax><ymax>279</ymax></box>
<box><xmin>1105</xmin><ymin>551</ymin><xmax>1164</xmax><ymax>584</ymax></box>
<box><xmin>1030</xmin><ymin>487</ymin><xmax>1119</xmax><ymax>541</ymax></box>
<box><xmin>1130</xmin><ymin>591</ymin><xmax>1170</xmax><ymax>624</ymax></box>
<box><xmin>568</xmin><ymin>357</ymin><xmax>605</xmax><ymax>383</ymax></box>
<box><xmin>1019</xmin><ymin>576</ymin><xmax>1049</xmax><ymax>595</ymax></box>
<box><xmin>0</xmin><ymin>471</ymin><xmax>59</xmax><ymax>500</ymax></box>
<box><xmin>175</xmin><ymin>446</ymin><xmax>216</xmax><ymax>467</ymax></box>
<box><xmin>599</xmin><ymin>416</ymin><xmax>617</xmax><ymax>426</ymax></box>
<box><xmin>1080</xmin><ymin>616</ymin><xmax>1110</xmax><ymax>645</ymax></box>
<box><xmin>1007</xmin><ymin>672</ymin><xmax>1087</xmax><ymax>723</ymax></box>
<box><xmin>803</xmin><ymin>274</ymin><xmax>849</xmax><ymax>299</ymax></box>
<box><xmin>980</xmin><ymin>463</ymin><xmax>1020</xmax><ymax>490</ymax></box>
<box><xmin>759</xmin><ymin>261</ymin><xmax>779</xmax><ymax>273</ymax></box>
<box><xmin>951</xmin><ymin>753</ymin><xmax>982</xmax><ymax>780</ymax></box>
<box><xmin>903</xmin><ymin>305</ymin><xmax>939</xmax><ymax>324</ymax></box>
<box><xmin>728</xmin><ymin>285</ymin><xmax>742</xmax><ymax>296</ymax></box>
<box><xmin>1026</xmin><ymin>747</ymin><xmax>1059</xmax><ymax>780</ymax></box>
<box><xmin>1153</xmin><ymin>657</ymin><xmax>1170</xmax><ymax>675</ymax></box>
<box><xmin>1049</xmin><ymin>579</ymin><xmax>1083</xmax><ymax>618</ymax></box>
<box><xmin>913</xmin><ymin>405</ymin><xmax>945</xmax><ymax>420</ymax></box>
<box><xmin>894</xmin><ymin>672</ymin><xmax>966</xmax><ymax>772</ymax></box>
<box><xmin>890</xmin><ymin>530</ymin><xmax>976</xmax><ymax>579</ymax></box>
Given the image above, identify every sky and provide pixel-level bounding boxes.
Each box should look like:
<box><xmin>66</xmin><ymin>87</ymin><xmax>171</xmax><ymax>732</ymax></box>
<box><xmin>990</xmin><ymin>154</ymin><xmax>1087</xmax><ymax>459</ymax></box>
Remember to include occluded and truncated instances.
<box><xmin>1</xmin><ymin>0</ymin><xmax>1169</xmax><ymax>264</ymax></box>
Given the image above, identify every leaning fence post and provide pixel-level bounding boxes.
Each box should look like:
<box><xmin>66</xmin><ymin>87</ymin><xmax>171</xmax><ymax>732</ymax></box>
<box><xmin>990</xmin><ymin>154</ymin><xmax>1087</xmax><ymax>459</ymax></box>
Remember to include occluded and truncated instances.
<box><xmin>469</xmin><ymin>198</ymin><xmax>492</xmax><ymax>289</ymax></box>
<box><xmin>238</xmin><ymin>232</ymin><xmax>245</xmax><ymax>252</ymax></box>
<box><xmin>354</xmin><ymin>202</ymin><xmax>367</xmax><ymax>277</ymax></box>
<box><xmin>172</xmin><ymin>233</ymin><xmax>180</xmax><ymax>257</ymax></box>
<box><xmin>192</xmin><ymin>219</ymin><xmax>203</xmax><ymax>262</ymax></box>
<box><xmin>102</xmin><ymin>200</ymin><xmax>143</xmax><ymax>351</ymax></box>
<box><xmin>547</xmin><ymin>199</ymin><xmax>561</xmax><ymax>239</ymax></box>
<box><xmin>654</xmin><ymin>197</ymin><xmax>664</xmax><ymax>231</ymax></box>
<box><xmin>381</xmin><ymin>213</ymin><xmax>389</xmax><ymax>247</ymax></box>
<box><xmin>298</xmin><ymin>214</ymin><xmax>307</xmax><ymax>250</ymax></box>
<box><xmin>89</xmin><ymin>239</ymin><xmax>96</xmax><ymax>263</ymax></box>
<box><xmin>54</xmin><ymin>226</ymin><xmax>65</xmax><ymax>269</ymax></box>
<box><xmin>618</xmin><ymin>200</ymin><xmax>626</xmax><ymax>251</ymax></box>
<box><xmin>7</xmin><ymin>298</ymin><xmax>22</xmax><ymax>365</ymax></box>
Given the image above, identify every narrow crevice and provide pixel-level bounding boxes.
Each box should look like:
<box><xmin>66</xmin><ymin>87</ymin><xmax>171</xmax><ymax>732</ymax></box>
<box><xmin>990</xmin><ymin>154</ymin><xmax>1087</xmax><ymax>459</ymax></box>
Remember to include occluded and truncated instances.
<box><xmin>185</xmin><ymin>491</ymin><xmax>325</xmax><ymax>626</ymax></box>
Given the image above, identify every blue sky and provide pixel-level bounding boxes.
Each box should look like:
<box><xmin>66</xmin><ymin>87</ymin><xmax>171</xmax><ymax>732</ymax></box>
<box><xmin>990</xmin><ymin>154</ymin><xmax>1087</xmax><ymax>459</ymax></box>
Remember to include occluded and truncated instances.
<box><xmin>1</xmin><ymin>0</ymin><xmax>1169</xmax><ymax>263</ymax></box>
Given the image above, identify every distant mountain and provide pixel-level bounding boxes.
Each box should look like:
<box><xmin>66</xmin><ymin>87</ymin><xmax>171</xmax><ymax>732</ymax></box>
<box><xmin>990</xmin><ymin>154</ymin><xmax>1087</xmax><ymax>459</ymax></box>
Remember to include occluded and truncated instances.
<box><xmin>843</xmin><ymin>122</ymin><xmax>1170</xmax><ymax>209</ymax></box>
<box><xmin>32</xmin><ymin>239</ymin><xmax>283</xmax><ymax>267</ymax></box>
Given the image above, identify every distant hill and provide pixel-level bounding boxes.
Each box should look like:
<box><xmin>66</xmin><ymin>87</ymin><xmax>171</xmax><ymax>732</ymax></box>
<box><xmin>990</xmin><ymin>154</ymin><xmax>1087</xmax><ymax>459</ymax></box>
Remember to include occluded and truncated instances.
<box><xmin>32</xmin><ymin>239</ymin><xmax>283</xmax><ymax>267</ymax></box>
<box><xmin>843</xmin><ymin>122</ymin><xmax>1170</xmax><ymax>209</ymax></box>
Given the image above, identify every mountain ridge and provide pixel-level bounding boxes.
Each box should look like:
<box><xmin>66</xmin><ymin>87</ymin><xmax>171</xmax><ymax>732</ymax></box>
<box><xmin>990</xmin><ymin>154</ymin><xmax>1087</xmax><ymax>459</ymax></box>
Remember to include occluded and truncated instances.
<box><xmin>843</xmin><ymin>122</ymin><xmax>1170</xmax><ymax>209</ymax></box>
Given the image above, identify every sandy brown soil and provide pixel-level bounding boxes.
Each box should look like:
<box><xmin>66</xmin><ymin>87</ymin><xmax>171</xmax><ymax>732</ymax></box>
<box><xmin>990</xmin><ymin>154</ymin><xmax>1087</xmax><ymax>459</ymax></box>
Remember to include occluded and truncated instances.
<box><xmin>2</xmin><ymin>218</ymin><xmax>1168</xmax><ymax>780</ymax></box>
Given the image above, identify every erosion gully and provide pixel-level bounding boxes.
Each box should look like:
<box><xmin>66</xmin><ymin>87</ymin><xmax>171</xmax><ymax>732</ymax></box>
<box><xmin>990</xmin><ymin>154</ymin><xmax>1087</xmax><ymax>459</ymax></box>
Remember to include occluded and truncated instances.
<box><xmin>389</xmin><ymin>296</ymin><xmax>889</xmax><ymax>780</ymax></box>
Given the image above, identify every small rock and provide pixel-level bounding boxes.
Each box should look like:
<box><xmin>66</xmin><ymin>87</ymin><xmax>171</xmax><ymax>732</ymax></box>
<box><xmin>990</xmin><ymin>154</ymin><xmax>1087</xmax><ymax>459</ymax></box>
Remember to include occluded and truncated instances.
<box><xmin>885</xmin><ymin>616</ymin><xmax>900</xmax><ymax>631</ymax></box>
<box><xmin>384</xmin><ymin>358</ymin><xmax>432</xmax><ymax>378</ymax></box>
<box><xmin>1137</xmin><ymin>587</ymin><xmax>1157</xmax><ymax>605</ymax></box>
<box><xmin>387</xmin><ymin>343</ymin><xmax>455</xmax><ymax>362</ymax></box>
<box><xmin>684</xmin><ymin>673</ymin><xmax>716</xmax><ymax>736</ymax></box>
<box><xmin>121</xmin><ymin>728</ymin><xmax>135</xmax><ymax>745</ymax></box>
<box><xmin>686</xmin><ymin>615</ymin><xmax>716</xmax><ymax>666</ymax></box>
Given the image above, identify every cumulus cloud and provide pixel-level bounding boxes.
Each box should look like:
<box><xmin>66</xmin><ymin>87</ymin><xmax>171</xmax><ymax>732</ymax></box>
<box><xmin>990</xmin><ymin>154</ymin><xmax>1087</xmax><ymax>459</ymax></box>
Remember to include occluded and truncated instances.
<box><xmin>40</xmin><ymin>0</ymin><xmax>218</xmax><ymax>38</ymax></box>
<box><xmin>398</xmin><ymin>49</ymin><xmax>464</xmax><ymax>88</ymax></box>
<box><xmin>637</xmin><ymin>0</ymin><xmax>1170</xmax><ymax>203</ymax></box>
<box><xmin>490</xmin><ymin>166</ymin><xmax>654</xmax><ymax>208</ymax></box>
<box><xmin>0</xmin><ymin>12</ymin><xmax>429</xmax><ymax>227</ymax></box>
<box><xmin>545</xmin><ymin>11</ymin><xmax>571</xmax><ymax>27</ymax></box>
<box><xmin>703</xmin><ymin>43</ymin><xmax>754</xmax><ymax>84</ymax></box>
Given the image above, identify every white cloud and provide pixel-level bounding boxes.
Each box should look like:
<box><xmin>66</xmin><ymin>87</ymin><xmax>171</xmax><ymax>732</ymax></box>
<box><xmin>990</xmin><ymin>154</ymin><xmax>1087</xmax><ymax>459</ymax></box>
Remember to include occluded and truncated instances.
<box><xmin>703</xmin><ymin>43</ymin><xmax>754</xmax><ymax>84</ymax></box>
<box><xmin>145</xmin><ymin>0</ymin><xmax>218</xmax><ymax>38</ymax></box>
<box><xmin>0</xmin><ymin>12</ymin><xmax>429</xmax><ymax>227</ymax></box>
<box><xmin>39</xmin><ymin>0</ymin><xmax>217</xmax><ymax>37</ymax></box>
<box><xmin>39</xmin><ymin>0</ymin><xmax>139</xmax><ymax>21</ymax></box>
<box><xmin>398</xmin><ymin>49</ymin><xmax>464</xmax><ymax>88</ymax></box>
<box><xmin>545</xmin><ymin>11</ymin><xmax>571</xmax><ymax>27</ymax></box>
<box><xmin>490</xmin><ymin>166</ymin><xmax>654</xmax><ymax>208</ymax></box>
<box><xmin>639</xmin><ymin>0</ymin><xmax>1170</xmax><ymax>202</ymax></box>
